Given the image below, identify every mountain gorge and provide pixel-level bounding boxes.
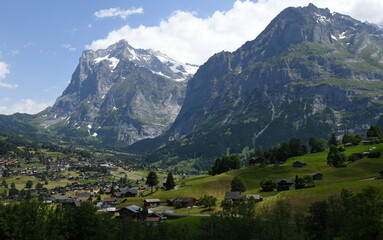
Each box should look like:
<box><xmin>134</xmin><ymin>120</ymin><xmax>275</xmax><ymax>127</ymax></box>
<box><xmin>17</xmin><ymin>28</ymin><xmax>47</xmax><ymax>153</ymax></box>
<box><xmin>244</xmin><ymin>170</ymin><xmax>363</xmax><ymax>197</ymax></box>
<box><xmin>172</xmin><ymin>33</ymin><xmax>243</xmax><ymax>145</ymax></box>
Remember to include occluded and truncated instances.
<box><xmin>38</xmin><ymin>40</ymin><xmax>198</xmax><ymax>145</ymax></box>
<box><xmin>129</xmin><ymin>4</ymin><xmax>383</xmax><ymax>165</ymax></box>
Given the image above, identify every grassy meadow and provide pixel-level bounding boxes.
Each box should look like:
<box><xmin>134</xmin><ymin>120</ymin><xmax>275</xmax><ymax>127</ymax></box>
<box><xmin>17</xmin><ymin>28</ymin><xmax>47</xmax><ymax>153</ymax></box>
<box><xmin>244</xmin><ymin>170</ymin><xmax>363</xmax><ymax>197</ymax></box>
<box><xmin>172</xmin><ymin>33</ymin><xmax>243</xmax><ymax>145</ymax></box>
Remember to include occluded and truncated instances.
<box><xmin>134</xmin><ymin>143</ymin><xmax>383</xmax><ymax>215</ymax></box>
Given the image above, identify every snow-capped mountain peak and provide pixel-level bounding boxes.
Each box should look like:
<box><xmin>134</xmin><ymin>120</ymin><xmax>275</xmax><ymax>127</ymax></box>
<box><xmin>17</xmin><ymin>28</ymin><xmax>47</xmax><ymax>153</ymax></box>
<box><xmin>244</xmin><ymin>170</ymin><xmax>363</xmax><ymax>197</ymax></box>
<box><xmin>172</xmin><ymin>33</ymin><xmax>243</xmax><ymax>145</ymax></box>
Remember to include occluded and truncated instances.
<box><xmin>87</xmin><ymin>39</ymin><xmax>198</xmax><ymax>82</ymax></box>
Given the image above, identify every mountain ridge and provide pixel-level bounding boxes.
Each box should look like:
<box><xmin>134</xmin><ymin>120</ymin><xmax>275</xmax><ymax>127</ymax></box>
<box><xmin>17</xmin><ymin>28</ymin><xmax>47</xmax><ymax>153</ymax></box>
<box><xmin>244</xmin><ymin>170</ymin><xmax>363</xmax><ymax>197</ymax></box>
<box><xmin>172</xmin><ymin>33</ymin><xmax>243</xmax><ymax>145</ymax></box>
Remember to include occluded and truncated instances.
<box><xmin>128</xmin><ymin>4</ymin><xmax>383</xmax><ymax>167</ymax></box>
<box><xmin>37</xmin><ymin>39</ymin><xmax>198</xmax><ymax>145</ymax></box>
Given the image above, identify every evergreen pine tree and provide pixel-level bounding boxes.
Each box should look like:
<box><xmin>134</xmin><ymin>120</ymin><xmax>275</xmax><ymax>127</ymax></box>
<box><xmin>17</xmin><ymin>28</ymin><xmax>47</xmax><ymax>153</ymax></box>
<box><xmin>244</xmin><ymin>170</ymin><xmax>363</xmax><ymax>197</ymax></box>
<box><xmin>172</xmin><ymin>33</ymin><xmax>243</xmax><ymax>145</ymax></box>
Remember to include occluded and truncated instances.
<box><xmin>328</xmin><ymin>133</ymin><xmax>338</xmax><ymax>147</ymax></box>
<box><xmin>164</xmin><ymin>172</ymin><xmax>176</xmax><ymax>190</ymax></box>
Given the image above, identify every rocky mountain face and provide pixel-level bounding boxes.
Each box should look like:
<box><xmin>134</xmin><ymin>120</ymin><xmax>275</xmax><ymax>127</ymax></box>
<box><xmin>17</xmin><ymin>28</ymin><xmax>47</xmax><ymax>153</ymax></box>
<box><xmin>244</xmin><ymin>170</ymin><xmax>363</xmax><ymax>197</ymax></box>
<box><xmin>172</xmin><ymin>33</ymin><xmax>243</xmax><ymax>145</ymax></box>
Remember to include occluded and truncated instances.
<box><xmin>40</xmin><ymin>40</ymin><xmax>198</xmax><ymax>145</ymax></box>
<box><xmin>130</xmin><ymin>4</ymin><xmax>383</xmax><ymax>164</ymax></box>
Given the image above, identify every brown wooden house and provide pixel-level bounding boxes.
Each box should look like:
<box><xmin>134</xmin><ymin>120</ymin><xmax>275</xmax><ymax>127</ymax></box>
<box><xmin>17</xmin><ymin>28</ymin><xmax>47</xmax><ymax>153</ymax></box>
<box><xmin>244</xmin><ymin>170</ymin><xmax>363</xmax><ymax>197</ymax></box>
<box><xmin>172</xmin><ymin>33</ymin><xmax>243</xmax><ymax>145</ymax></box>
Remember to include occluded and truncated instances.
<box><xmin>248</xmin><ymin>157</ymin><xmax>264</xmax><ymax>166</ymax></box>
<box><xmin>312</xmin><ymin>173</ymin><xmax>323</xmax><ymax>180</ymax></box>
<box><xmin>144</xmin><ymin>199</ymin><xmax>162</xmax><ymax>207</ymax></box>
<box><xmin>168</xmin><ymin>197</ymin><xmax>197</xmax><ymax>208</ymax></box>
<box><xmin>293</xmin><ymin>161</ymin><xmax>306</xmax><ymax>168</ymax></box>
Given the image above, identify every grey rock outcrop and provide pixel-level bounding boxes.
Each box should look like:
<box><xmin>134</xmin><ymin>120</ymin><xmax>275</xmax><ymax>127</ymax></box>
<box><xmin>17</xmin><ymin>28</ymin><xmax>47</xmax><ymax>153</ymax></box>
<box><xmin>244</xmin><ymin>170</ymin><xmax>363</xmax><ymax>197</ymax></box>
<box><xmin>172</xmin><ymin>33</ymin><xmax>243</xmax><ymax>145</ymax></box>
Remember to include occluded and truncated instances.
<box><xmin>42</xmin><ymin>40</ymin><xmax>198</xmax><ymax>144</ymax></box>
<box><xmin>129</xmin><ymin>4</ymin><xmax>383</xmax><ymax>161</ymax></box>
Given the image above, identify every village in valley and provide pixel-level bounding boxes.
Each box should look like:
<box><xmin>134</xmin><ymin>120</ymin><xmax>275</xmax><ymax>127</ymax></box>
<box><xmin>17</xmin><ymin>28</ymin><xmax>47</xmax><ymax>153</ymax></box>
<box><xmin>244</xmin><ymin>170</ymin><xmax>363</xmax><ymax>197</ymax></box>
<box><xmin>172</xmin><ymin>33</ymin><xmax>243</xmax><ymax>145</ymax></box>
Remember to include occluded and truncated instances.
<box><xmin>1</xmin><ymin>124</ymin><xmax>383</xmax><ymax>240</ymax></box>
<box><xmin>2</xmin><ymin>130</ymin><xmax>383</xmax><ymax>226</ymax></box>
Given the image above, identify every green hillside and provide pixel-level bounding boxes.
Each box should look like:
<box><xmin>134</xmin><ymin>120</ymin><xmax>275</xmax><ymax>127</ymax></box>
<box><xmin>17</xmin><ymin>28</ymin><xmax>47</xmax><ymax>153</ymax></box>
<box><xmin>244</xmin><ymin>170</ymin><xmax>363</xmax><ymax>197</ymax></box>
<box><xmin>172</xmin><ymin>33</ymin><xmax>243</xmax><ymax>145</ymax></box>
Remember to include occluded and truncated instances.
<box><xmin>146</xmin><ymin>143</ymin><xmax>383</xmax><ymax>214</ymax></box>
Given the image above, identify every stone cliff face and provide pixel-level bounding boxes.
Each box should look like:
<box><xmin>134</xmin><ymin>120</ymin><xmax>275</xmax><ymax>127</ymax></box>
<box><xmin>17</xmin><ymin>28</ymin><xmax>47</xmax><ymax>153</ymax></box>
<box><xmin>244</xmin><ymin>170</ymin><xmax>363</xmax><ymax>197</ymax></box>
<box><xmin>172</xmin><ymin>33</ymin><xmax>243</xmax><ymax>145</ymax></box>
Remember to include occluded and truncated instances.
<box><xmin>42</xmin><ymin>40</ymin><xmax>197</xmax><ymax>144</ymax></box>
<box><xmin>129</xmin><ymin>4</ymin><xmax>383</xmax><ymax>161</ymax></box>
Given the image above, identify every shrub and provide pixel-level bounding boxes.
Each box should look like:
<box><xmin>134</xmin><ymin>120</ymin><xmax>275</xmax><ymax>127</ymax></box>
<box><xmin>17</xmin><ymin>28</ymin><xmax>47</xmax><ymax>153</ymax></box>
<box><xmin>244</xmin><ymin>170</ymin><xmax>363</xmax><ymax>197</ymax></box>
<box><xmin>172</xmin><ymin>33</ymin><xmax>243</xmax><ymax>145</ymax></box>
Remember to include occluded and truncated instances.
<box><xmin>368</xmin><ymin>151</ymin><xmax>381</xmax><ymax>158</ymax></box>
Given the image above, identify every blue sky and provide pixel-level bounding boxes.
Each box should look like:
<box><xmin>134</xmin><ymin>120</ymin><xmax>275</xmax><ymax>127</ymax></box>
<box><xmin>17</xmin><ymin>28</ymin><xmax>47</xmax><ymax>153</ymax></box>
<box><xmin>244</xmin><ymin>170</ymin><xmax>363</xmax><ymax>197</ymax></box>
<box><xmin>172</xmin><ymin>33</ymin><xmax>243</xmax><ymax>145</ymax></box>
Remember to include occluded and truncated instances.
<box><xmin>1</xmin><ymin>0</ymin><xmax>383</xmax><ymax>115</ymax></box>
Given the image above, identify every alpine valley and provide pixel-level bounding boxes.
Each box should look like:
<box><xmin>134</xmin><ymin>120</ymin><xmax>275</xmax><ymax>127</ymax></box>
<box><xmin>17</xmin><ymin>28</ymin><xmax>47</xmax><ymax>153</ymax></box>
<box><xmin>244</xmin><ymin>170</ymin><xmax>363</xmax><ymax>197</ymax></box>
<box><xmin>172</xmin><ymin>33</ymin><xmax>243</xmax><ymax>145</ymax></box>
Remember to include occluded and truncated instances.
<box><xmin>2</xmin><ymin>4</ymin><xmax>383</xmax><ymax>169</ymax></box>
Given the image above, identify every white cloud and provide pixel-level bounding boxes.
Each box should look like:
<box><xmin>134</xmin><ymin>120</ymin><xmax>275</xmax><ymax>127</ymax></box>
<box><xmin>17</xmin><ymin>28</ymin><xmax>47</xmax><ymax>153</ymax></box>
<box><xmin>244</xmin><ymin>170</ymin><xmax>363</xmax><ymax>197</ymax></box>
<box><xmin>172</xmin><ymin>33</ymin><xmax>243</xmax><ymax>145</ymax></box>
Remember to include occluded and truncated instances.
<box><xmin>8</xmin><ymin>49</ymin><xmax>19</xmax><ymax>56</ymax></box>
<box><xmin>0</xmin><ymin>98</ymin><xmax>53</xmax><ymax>115</ymax></box>
<box><xmin>0</xmin><ymin>82</ymin><xmax>18</xmax><ymax>88</ymax></box>
<box><xmin>87</xmin><ymin>0</ymin><xmax>383</xmax><ymax>65</ymax></box>
<box><xmin>0</xmin><ymin>61</ymin><xmax>17</xmax><ymax>88</ymax></box>
<box><xmin>94</xmin><ymin>7</ymin><xmax>143</xmax><ymax>20</ymax></box>
<box><xmin>0</xmin><ymin>62</ymin><xmax>10</xmax><ymax>79</ymax></box>
<box><xmin>62</xmin><ymin>44</ymin><xmax>76</xmax><ymax>51</ymax></box>
<box><xmin>23</xmin><ymin>41</ymin><xmax>34</xmax><ymax>48</ymax></box>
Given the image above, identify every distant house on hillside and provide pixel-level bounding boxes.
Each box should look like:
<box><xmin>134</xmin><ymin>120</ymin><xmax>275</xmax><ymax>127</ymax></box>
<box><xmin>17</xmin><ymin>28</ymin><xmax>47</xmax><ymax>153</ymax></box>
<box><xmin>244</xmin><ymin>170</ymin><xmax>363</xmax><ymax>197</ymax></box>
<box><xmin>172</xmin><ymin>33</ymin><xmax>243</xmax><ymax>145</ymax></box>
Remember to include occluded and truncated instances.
<box><xmin>118</xmin><ymin>188</ymin><xmax>138</xmax><ymax>197</ymax></box>
<box><xmin>144</xmin><ymin>199</ymin><xmax>162</xmax><ymax>207</ymax></box>
<box><xmin>363</xmin><ymin>140</ymin><xmax>373</xmax><ymax>145</ymax></box>
<box><xmin>76</xmin><ymin>192</ymin><xmax>93</xmax><ymax>201</ymax></box>
<box><xmin>248</xmin><ymin>157</ymin><xmax>265</xmax><ymax>166</ymax></box>
<box><xmin>103</xmin><ymin>198</ymin><xmax>118</xmax><ymax>205</ymax></box>
<box><xmin>293</xmin><ymin>161</ymin><xmax>306</xmax><ymax>168</ymax></box>
<box><xmin>161</xmin><ymin>178</ymin><xmax>167</xmax><ymax>187</ymax></box>
<box><xmin>276</xmin><ymin>179</ymin><xmax>295</xmax><ymax>187</ymax></box>
<box><xmin>243</xmin><ymin>194</ymin><xmax>263</xmax><ymax>201</ymax></box>
<box><xmin>118</xmin><ymin>205</ymin><xmax>143</xmax><ymax>218</ymax></box>
<box><xmin>224</xmin><ymin>191</ymin><xmax>242</xmax><ymax>200</ymax></box>
<box><xmin>145</xmin><ymin>212</ymin><xmax>164</xmax><ymax>225</ymax></box>
<box><xmin>168</xmin><ymin>197</ymin><xmax>197</xmax><ymax>208</ymax></box>
<box><xmin>224</xmin><ymin>192</ymin><xmax>263</xmax><ymax>201</ymax></box>
<box><xmin>276</xmin><ymin>179</ymin><xmax>295</xmax><ymax>191</ymax></box>
<box><xmin>312</xmin><ymin>173</ymin><xmax>323</xmax><ymax>180</ymax></box>
<box><xmin>55</xmin><ymin>195</ymin><xmax>75</xmax><ymax>205</ymax></box>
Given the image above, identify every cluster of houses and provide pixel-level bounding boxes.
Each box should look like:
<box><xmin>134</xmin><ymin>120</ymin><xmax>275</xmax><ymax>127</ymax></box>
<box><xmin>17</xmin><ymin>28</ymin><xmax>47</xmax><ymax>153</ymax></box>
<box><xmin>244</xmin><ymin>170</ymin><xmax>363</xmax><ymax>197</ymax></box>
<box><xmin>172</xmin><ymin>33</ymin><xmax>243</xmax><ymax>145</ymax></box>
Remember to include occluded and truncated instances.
<box><xmin>275</xmin><ymin>173</ymin><xmax>322</xmax><ymax>191</ymax></box>
<box><xmin>224</xmin><ymin>192</ymin><xmax>263</xmax><ymax>201</ymax></box>
<box><xmin>52</xmin><ymin>193</ymin><xmax>199</xmax><ymax>225</ymax></box>
<box><xmin>248</xmin><ymin>157</ymin><xmax>308</xmax><ymax>168</ymax></box>
<box><xmin>0</xmin><ymin>158</ymin><xmax>20</xmax><ymax>177</ymax></box>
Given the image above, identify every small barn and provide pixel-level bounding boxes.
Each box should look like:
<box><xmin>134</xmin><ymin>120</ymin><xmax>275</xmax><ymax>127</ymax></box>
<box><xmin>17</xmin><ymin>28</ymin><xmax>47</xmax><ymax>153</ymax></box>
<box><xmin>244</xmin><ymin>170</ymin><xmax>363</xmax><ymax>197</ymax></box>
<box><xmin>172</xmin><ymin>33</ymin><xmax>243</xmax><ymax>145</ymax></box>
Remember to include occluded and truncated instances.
<box><xmin>293</xmin><ymin>161</ymin><xmax>306</xmax><ymax>168</ymax></box>
<box><xmin>168</xmin><ymin>197</ymin><xmax>197</xmax><ymax>208</ymax></box>
<box><xmin>312</xmin><ymin>173</ymin><xmax>323</xmax><ymax>180</ymax></box>
<box><xmin>224</xmin><ymin>191</ymin><xmax>242</xmax><ymax>200</ymax></box>
<box><xmin>248</xmin><ymin>157</ymin><xmax>265</xmax><ymax>166</ymax></box>
<box><xmin>119</xmin><ymin>188</ymin><xmax>138</xmax><ymax>197</ymax></box>
<box><xmin>244</xmin><ymin>194</ymin><xmax>263</xmax><ymax>202</ymax></box>
<box><xmin>118</xmin><ymin>205</ymin><xmax>143</xmax><ymax>218</ymax></box>
<box><xmin>144</xmin><ymin>199</ymin><xmax>162</xmax><ymax>207</ymax></box>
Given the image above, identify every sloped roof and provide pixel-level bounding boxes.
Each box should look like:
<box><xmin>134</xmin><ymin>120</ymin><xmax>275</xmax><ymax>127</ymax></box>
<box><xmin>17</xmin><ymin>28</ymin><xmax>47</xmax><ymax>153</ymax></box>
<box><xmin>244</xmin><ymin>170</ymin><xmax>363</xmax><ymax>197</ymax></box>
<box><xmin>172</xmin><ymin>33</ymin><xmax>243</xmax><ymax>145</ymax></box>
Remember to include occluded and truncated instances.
<box><xmin>145</xmin><ymin>217</ymin><xmax>161</xmax><ymax>222</ymax></box>
<box><xmin>120</xmin><ymin>188</ymin><xmax>138</xmax><ymax>195</ymax></box>
<box><xmin>224</xmin><ymin>192</ymin><xmax>242</xmax><ymax>199</ymax></box>
<box><xmin>173</xmin><ymin>197</ymin><xmax>196</xmax><ymax>203</ymax></box>
<box><xmin>144</xmin><ymin>199</ymin><xmax>161</xmax><ymax>203</ymax></box>
<box><xmin>123</xmin><ymin>205</ymin><xmax>142</xmax><ymax>213</ymax></box>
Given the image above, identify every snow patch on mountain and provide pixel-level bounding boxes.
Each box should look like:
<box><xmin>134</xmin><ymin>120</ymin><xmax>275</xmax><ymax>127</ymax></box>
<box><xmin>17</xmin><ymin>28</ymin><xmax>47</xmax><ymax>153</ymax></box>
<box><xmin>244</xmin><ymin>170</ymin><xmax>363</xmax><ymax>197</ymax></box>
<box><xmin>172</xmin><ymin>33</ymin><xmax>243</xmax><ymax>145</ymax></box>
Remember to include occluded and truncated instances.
<box><xmin>94</xmin><ymin>55</ymin><xmax>120</xmax><ymax>69</ymax></box>
<box><xmin>149</xmin><ymin>49</ymin><xmax>199</xmax><ymax>77</ymax></box>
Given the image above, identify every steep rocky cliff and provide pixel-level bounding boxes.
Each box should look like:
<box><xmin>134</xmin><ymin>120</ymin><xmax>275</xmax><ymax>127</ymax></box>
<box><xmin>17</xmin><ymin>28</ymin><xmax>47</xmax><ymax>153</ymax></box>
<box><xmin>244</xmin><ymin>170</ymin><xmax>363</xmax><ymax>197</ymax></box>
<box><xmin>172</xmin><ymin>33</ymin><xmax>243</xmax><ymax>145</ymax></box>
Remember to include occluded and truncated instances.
<box><xmin>130</xmin><ymin>4</ymin><xmax>383</xmax><ymax>164</ymax></box>
<box><xmin>39</xmin><ymin>40</ymin><xmax>198</xmax><ymax>145</ymax></box>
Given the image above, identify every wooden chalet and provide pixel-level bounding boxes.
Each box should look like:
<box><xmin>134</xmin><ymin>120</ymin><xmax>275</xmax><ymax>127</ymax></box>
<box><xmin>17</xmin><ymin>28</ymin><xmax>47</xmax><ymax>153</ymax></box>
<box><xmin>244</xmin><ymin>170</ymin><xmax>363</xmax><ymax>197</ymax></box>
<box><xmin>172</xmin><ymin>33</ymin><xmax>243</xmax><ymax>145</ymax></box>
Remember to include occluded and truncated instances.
<box><xmin>144</xmin><ymin>199</ymin><xmax>162</xmax><ymax>207</ymax></box>
<box><xmin>224</xmin><ymin>192</ymin><xmax>242</xmax><ymax>200</ymax></box>
<box><xmin>292</xmin><ymin>161</ymin><xmax>306</xmax><ymax>168</ymax></box>
<box><xmin>118</xmin><ymin>205</ymin><xmax>143</xmax><ymax>218</ymax></box>
<box><xmin>224</xmin><ymin>192</ymin><xmax>263</xmax><ymax>201</ymax></box>
<box><xmin>118</xmin><ymin>188</ymin><xmax>138</xmax><ymax>197</ymax></box>
<box><xmin>103</xmin><ymin>198</ymin><xmax>118</xmax><ymax>205</ymax></box>
<box><xmin>312</xmin><ymin>173</ymin><xmax>323</xmax><ymax>180</ymax></box>
<box><xmin>248</xmin><ymin>157</ymin><xmax>265</xmax><ymax>166</ymax></box>
<box><xmin>145</xmin><ymin>217</ymin><xmax>161</xmax><ymax>225</ymax></box>
<box><xmin>55</xmin><ymin>195</ymin><xmax>75</xmax><ymax>205</ymax></box>
<box><xmin>276</xmin><ymin>179</ymin><xmax>294</xmax><ymax>191</ymax></box>
<box><xmin>244</xmin><ymin>194</ymin><xmax>263</xmax><ymax>201</ymax></box>
<box><xmin>168</xmin><ymin>197</ymin><xmax>197</xmax><ymax>208</ymax></box>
